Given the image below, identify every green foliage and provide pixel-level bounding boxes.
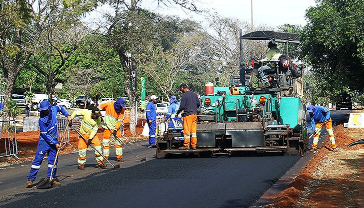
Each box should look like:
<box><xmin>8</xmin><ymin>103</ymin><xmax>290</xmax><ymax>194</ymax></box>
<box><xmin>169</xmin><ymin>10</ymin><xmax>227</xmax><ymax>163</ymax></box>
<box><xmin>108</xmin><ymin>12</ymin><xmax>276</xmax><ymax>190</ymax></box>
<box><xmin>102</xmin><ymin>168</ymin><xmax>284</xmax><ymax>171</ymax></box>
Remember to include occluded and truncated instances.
<box><xmin>277</xmin><ymin>24</ymin><xmax>303</xmax><ymax>59</ymax></box>
<box><xmin>6</xmin><ymin>100</ymin><xmax>23</xmax><ymax>119</ymax></box>
<box><xmin>301</xmin><ymin>0</ymin><xmax>364</xmax><ymax>98</ymax></box>
<box><xmin>24</xmin><ymin>91</ymin><xmax>33</xmax><ymax>102</ymax></box>
<box><xmin>62</xmin><ymin>33</ymin><xmax>125</xmax><ymax>100</ymax></box>
<box><xmin>15</xmin><ymin>68</ymin><xmax>44</xmax><ymax>93</ymax></box>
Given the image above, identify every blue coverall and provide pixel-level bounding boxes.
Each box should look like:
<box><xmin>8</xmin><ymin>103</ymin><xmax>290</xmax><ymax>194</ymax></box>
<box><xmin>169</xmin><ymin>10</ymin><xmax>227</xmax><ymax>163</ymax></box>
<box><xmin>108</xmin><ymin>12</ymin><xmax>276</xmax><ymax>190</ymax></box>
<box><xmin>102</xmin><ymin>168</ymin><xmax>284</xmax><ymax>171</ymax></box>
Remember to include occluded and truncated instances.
<box><xmin>146</xmin><ymin>101</ymin><xmax>158</xmax><ymax>146</ymax></box>
<box><xmin>166</xmin><ymin>102</ymin><xmax>182</xmax><ymax>128</ymax></box>
<box><xmin>307</xmin><ymin>105</ymin><xmax>336</xmax><ymax>149</ymax></box>
<box><xmin>27</xmin><ymin>105</ymin><xmax>70</xmax><ymax>181</ymax></box>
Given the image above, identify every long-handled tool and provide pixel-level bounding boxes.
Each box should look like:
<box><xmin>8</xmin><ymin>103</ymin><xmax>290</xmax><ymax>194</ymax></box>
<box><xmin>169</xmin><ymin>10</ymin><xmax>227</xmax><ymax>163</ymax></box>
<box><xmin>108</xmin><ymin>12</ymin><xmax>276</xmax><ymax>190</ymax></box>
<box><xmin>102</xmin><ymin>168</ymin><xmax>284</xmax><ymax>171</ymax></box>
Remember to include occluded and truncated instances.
<box><xmin>348</xmin><ymin>139</ymin><xmax>364</xmax><ymax>147</ymax></box>
<box><xmin>307</xmin><ymin>121</ymin><xmax>327</xmax><ymax>140</ymax></box>
<box><xmin>72</xmin><ymin>127</ymin><xmax>120</xmax><ymax>169</ymax></box>
<box><xmin>37</xmin><ymin>143</ymin><xmax>66</xmax><ymax>189</ymax></box>
<box><xmin>104</xmin><ymin>124</ymin><xmax>146</xmax><ymax>162</ymax></box>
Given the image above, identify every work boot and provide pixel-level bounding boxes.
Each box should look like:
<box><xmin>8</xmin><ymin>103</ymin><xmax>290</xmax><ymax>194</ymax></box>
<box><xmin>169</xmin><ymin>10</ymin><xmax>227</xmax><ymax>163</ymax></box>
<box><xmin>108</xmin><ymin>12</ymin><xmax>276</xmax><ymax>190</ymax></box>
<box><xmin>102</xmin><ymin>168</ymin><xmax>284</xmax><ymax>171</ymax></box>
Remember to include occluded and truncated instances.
<box><xmin>78</xmin><ymin>164</ymin><xmax>85</xmax><ymax>170</ymax></box>
<box><xmin>26</xmin><ymin>180</ymin><xmax>33</xmax><ymax>188</ymax></box>
<box><xmin>191</xmin><ymin>146</ymin><xmax>197</xmax><ymax>150</ymax></box>
<box><xmin>51</xmin><ymin>178</ymin><xmax>61</xmax><ymax>187</ymax></box>
<box><xmin>178</xmin><ymin>146</ymin><xmax>190</xmax><ymax>150</ymax></box>
<box><xmin>117</xmin><ymin>158</ymin><xmax>125</xmax><ymax>162</ymax></box>
<box><xmin>98</xmin><ymin>163</ymin><xmax>107</xmax><ymax>169</ymax></box>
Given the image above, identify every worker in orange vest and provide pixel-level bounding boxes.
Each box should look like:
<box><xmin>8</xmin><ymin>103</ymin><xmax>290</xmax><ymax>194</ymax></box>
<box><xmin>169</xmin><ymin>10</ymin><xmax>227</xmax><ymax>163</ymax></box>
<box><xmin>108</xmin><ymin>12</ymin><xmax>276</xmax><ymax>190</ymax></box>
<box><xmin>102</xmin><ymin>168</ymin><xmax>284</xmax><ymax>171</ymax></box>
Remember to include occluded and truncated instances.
<box><xmin>98</xmin><ymin>98</ymin><xmax>126</xmax><ymax>162</ymax></box>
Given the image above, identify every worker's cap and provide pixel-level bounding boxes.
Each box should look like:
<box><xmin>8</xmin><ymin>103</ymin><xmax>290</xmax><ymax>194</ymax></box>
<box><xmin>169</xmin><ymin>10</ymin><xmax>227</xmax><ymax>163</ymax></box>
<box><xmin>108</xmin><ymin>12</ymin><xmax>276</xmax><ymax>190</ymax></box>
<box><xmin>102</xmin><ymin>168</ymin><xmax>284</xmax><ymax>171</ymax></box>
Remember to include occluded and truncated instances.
<box><xmin>114</xmin><ymin>98</ymin><xmax>125</xmax><ymax>113</ymax></box>
<box><xmin>179</xmin><ymin>83</ymin><xmax>189</xmax><ymax>92</ymax></box>
<box><xmin>306</xmin><ymin>104</ymin><xmax>316</xmax><ymax>113</ymax></box>
<box><xmin>150</xmin><ymin>95</ymin><xmax>158</xmax><ymax>100</ymax></box>
<box><xmin>91</xmin><ymin>107</ymin><xmax>101</xmax><ymax>117</ymax></box>
<box><xmin>39</xmin><ymin>100</ymin><xmax>51</xmax><ymax>111</ymax></box>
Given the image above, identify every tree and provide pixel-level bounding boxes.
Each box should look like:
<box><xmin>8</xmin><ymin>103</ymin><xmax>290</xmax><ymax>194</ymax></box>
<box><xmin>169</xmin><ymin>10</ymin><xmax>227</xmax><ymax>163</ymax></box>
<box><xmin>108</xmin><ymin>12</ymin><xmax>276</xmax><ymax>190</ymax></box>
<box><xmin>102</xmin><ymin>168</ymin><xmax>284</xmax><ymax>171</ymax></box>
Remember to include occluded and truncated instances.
<box><xmin>29</xmin><ymin>0</ymin><xmax>96</xmax><ymax>99</ymax></box>
<box><xmin>62</xmin><ymin>33</ymin><xmax>124</xmax><ymax>102</ymax></box>
<box><xmin>0</xmin><ymin>0</ymin><xmax>33</xmax><ymax>116</ymax></box>
<box><xmin>301</xmin><ymin>0</ymin><xmax>364</xmax><ymax>100</ymax></box>
<box><xmin>104</xmin><ymin>0</ymin><xmax>201</xmax><ymax>135</ymax></box>
<box><xmin>136</xmin><ymin>17</ymin><xmax>202</xmax><ymax>100</ymax></box>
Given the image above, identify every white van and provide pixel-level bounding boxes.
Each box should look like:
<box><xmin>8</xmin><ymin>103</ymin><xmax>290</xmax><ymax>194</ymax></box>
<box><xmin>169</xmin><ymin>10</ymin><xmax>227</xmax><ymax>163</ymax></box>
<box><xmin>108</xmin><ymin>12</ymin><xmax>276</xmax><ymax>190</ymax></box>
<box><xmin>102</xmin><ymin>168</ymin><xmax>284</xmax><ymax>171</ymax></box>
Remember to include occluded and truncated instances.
<box><xmin>32</xmin><ymin>94</ymin><xmax>48</xmax><ymax>104</ymax></box>
<box><xmin>31</xmin><ymin>94</ymin><xmax>48</xmax><ymax>109</ymax></box>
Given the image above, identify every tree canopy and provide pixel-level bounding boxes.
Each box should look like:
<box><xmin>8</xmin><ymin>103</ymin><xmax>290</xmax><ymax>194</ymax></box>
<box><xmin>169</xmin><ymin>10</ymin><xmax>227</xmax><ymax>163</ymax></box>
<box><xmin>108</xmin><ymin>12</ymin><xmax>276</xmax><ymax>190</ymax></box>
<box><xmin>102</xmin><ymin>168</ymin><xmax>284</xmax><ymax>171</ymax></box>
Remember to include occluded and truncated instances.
<box><xmin>301</xmin><ymin>0</ymin><xmax>364</xmax><ymax>103</ymax></box>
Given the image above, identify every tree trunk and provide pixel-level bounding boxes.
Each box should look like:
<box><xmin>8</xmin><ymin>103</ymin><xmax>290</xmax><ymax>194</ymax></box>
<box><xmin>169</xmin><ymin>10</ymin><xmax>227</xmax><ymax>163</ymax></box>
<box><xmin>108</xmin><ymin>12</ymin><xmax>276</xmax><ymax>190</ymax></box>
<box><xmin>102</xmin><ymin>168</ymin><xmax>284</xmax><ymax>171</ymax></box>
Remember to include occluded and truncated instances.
<box><xmin>46</xmin><ymin>74</ymin><xmax>56</xmax><ymax>104</ymax></box>
<box><xmin>2</xmin><ymin>54</ymin><xmax>27</xmax><ymax>119</ymax></box>
<box><xmin>119</xmin><ymin>52</ymin><xmax>137</xmax><ymax>135</ymax></box>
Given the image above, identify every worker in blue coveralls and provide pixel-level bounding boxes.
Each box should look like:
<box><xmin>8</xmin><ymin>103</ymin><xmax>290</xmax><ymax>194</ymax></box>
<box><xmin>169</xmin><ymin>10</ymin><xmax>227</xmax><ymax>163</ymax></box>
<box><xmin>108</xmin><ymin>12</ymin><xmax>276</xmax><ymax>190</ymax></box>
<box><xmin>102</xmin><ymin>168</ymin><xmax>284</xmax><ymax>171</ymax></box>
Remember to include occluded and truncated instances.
<box><xmin>307</xmin><ymin>104</ymin><xmax>336</xmax><ymax>151</ymax></box>
<box><xmin>165</xmin><ymin>95</ymin><xmax>182</xmax><ymax>128</ymax></box>
<box><xmin>146</xmin><ymin>95</ymin><xmax>158</xmax><ymax>148</ymax></box>
<box><xmin>26</xmin><ymin>100</ymin><xmax>71</xmax><ymax>188</ymax></box>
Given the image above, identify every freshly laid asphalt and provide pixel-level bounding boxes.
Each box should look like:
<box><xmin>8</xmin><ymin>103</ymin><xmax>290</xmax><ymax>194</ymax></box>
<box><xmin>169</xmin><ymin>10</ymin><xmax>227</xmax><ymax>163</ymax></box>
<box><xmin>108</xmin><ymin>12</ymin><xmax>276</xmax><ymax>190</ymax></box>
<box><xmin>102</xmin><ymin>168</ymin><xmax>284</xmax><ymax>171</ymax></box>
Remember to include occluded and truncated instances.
<box><xmin>0</xmin><ymin>110</ymin><xmax>350</xmax><ymax>208</ymax></box>
<box><xmin>0</xmin><ymin>139</ymin><xmax>300</xmax><ymax>208</ymax></box>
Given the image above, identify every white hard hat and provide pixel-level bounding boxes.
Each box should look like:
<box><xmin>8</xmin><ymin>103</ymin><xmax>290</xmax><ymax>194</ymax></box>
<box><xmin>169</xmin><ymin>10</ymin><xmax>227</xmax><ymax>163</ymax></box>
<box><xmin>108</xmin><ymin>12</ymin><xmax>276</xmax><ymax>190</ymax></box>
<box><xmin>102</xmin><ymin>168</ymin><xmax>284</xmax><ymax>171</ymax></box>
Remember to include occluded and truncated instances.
<box><xmin>150</xmin><ymin>95</ymin><xmax>158</xmax><ymax>100</ymax></box>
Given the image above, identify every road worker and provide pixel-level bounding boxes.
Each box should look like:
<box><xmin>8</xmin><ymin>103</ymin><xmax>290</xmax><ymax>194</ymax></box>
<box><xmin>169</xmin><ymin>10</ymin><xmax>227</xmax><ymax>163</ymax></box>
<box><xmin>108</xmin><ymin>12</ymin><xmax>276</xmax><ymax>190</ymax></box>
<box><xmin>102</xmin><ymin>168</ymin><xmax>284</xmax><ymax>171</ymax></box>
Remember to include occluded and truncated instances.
<box><xmin>165</xmin><ymin>95</ymin><xmax>182</xmax><ymax>128</ymax></box>
<box><xmin>146</xmin><ymin>95</ymin><xmax>158</xmax><ymax>148</ymax></box>
<box><xmin>26</xmin><ymin>100</ymin><xmax>71</xmax><ymax>188</ymax></box>
<box><xmin>307</xmin><ymin>104</ymin><xmax>337</xmax><ymax>151</ymax></box>
<box><xmin>70</xmin><ymin>108</ymin><xmax>106</xmax><ymax>170</ymax></box>
<box><xmin>98</xmin><ymin>98</ymin><xmax>126</xmax><ymax>162</ymax></box>
<box><xmin>176</xmin><ymin>84</ymin><xmax>200</xmax><ymax>150</ymax></box>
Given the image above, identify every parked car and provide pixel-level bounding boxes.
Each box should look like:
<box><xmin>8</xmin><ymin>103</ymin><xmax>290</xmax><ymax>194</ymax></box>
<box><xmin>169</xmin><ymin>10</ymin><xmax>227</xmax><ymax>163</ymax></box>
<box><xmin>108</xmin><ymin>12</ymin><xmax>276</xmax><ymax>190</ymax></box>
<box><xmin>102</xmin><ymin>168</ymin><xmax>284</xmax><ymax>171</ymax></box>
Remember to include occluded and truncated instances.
<box><xmin>75</xmin><ymin>95</ymin><xmax>94</xmax><ymax>108</ymax></box>
<box><xmin>156</xmin><ymin>102</ymin><xmax>169</xmax><ymax>115</ymax></box>
<box><xmin>98</xmin><ymin>98</ymin><xmax>115</xmax><ymax>105</ymax></box>
<box><xmin>11</xmin><ymin>94</ymin><xmax>27</xmax><ymax>107</ymax></box>
<box><xmin>336</xmin><ymin>92</ymin><xmax>352</xmax><ymax>110</ymax></box>
<box><xmin>57</xmin><ymin>99</ymin><xmax>72</xmax><ymax>109</ymax></box>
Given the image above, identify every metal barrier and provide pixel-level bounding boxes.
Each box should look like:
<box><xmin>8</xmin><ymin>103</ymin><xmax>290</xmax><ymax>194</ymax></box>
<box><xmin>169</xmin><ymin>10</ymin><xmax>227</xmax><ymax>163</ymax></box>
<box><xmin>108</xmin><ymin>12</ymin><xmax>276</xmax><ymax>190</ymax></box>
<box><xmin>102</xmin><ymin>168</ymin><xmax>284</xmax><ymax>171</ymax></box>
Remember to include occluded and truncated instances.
<box><xmin>57</xmin><ymin>115</ymin><xmax>71</xmax><ymax>147</ymax></box>
<box><xmin>0</xmin><ymin>119</ymin><xmax>19</xmax><ymax>159</ymax></box>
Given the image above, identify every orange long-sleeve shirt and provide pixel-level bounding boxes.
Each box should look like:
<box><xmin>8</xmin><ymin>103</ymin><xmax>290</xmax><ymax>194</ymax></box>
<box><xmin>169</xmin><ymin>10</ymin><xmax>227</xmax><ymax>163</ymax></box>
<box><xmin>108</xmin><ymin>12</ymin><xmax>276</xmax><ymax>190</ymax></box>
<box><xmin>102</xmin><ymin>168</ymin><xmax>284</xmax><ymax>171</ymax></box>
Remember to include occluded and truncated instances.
<box><xmin>99</xmin><ymin>102</ymin><xmax>124</xmax><ymax>131</ymax></box>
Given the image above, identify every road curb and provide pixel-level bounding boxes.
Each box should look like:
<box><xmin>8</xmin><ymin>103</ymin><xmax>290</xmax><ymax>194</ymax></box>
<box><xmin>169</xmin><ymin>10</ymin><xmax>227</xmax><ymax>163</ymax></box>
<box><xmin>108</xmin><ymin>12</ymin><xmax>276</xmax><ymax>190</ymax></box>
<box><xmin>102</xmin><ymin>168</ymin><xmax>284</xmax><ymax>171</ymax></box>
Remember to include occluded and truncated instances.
<box><xmin>249</xmin><ymin>151</ymin><xmax>315</xmax><ymax>207</ymax></box>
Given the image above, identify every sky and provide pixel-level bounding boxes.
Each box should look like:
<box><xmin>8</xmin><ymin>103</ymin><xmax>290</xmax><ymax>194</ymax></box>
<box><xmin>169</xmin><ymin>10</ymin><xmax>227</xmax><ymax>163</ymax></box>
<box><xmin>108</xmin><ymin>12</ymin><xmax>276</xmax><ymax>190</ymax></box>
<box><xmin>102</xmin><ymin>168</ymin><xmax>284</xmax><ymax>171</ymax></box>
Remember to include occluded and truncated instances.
<box><xmin>86</xmin><ymin>0</ymin><xmax>317</xmax><ymax>30</ymax></box>
<box><xmin>144</xmin><ymin>0</ymin><xmax>317</xmax><ymax>28</ymax></box>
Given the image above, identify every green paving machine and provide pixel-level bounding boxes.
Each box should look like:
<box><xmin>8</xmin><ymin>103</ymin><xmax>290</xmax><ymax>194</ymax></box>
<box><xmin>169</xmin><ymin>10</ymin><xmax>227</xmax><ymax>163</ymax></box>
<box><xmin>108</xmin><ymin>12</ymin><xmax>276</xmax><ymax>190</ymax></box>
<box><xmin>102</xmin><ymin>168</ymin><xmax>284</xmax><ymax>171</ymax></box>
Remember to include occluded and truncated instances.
<box><xmin>156</xmin><ymin>31</ymin><xmax>308</xmax><ymax>158</ymax></box>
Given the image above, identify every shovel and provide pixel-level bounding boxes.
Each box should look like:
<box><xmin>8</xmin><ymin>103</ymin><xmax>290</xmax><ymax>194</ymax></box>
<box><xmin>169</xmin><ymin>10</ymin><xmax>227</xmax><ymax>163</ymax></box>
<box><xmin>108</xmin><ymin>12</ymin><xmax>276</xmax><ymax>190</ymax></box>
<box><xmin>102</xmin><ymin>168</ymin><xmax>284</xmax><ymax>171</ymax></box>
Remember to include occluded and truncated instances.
<box><xmin>72</xmin><ymin>127</ymin><xmax>120</xmax><ymax>169</ymax></box>
<box><xmin>104</xmin><ymin>123</ymin><xmax>147</xmax><ymax>162</ymax></box>
<box><xmin>37</xmin><ymin>144</ymin><xmax>64</xmax><ymax>189</ymax></box>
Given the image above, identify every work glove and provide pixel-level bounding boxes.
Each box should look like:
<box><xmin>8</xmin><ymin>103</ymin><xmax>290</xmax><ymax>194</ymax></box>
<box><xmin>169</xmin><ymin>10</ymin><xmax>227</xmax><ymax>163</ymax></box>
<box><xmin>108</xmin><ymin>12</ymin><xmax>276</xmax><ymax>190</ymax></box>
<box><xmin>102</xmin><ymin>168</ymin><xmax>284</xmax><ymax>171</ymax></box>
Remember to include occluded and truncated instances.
<box><xmin>68</xmin><ymin>120</ymin><xmax>72</xmax><ymax>127</ymax></box>
<box><xmin>87</xmin><ymin>139</ymin><xmax>92</xmax><ymax>145</ymax></box>
<box><xmin>112</xmin><ymin>130</ymin><xmax>117</xmax><ymax>137</ymax></box>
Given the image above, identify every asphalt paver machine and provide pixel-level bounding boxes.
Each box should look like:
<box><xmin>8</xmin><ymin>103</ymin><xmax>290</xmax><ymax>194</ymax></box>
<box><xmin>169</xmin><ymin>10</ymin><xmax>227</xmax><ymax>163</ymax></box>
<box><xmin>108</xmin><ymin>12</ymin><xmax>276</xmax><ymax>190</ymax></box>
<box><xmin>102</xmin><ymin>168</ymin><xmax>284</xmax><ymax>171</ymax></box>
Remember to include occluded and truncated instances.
<box><xmin>156</xmin><ymin>31</ymin><xmax>308</xmax><ymax>158</ymax></box>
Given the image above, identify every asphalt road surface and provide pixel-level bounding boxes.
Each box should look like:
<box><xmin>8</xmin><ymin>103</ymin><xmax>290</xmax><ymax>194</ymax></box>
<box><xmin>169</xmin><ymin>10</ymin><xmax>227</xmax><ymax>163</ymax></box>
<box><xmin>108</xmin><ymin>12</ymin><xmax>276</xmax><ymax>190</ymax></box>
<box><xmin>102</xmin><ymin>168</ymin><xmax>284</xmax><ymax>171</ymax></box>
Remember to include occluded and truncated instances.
<box><xmin>0</xmin><ymin>140</ymin><xmax>300</xmax><ymax>208</ymax></box>
<box><xmin>0</xmin><ymin>110</ymin><xmax>350</xmax><ymax>208</ymax></box>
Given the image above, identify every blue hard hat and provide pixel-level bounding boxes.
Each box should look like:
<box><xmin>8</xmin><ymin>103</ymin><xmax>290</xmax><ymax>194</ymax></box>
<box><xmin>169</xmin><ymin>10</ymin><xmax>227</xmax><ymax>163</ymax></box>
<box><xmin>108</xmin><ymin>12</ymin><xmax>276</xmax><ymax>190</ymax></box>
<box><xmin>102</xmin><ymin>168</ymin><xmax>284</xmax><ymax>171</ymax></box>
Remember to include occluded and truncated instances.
<box><xmin>114</xmin><ymin>98</ymin><xmax>125</xmax><ymax>113</ymax></box>
<box><xmin>306</xmin><ymin>104</ymin><xmax>316</xmax><ymax>113</ymax></box>
<box><xmin>170</xmin><ymin>95</ymin><xmax>177</xmax><ymax>104</ymax></box>
<box><xmin>39</xmin><ymin>100</ymin><xmax>51</xmax><ymax>111</ymax></box>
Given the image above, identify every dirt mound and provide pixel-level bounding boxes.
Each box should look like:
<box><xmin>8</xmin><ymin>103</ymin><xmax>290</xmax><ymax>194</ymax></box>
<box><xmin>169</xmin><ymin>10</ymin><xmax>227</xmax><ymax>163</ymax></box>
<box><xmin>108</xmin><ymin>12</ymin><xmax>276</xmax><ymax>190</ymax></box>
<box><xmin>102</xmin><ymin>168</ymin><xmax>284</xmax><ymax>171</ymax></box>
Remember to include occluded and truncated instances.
<box><xmin>272</xmin><ymin>187</ymin><xmax>300</xmax><ymax>208</ymax></box>
<box><xmin>272</xmin><ymin>123</ymin><xmax>364</xmax><ymax>207</ymax></box>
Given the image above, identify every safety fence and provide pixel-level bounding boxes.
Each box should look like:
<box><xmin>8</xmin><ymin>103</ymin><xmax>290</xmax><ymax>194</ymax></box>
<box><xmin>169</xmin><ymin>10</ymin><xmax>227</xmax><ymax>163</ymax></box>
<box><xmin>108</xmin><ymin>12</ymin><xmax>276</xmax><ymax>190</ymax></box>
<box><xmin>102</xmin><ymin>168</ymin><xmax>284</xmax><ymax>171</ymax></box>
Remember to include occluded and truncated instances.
<box><xmin>0</xmin><ymin>118</ymin><xmax>18</xmax><ymax>159</ymax></box>
<box><xmin>57</xmin><ymin>115</ymin><xmax>72</xmax><ymax>147</ymax></box>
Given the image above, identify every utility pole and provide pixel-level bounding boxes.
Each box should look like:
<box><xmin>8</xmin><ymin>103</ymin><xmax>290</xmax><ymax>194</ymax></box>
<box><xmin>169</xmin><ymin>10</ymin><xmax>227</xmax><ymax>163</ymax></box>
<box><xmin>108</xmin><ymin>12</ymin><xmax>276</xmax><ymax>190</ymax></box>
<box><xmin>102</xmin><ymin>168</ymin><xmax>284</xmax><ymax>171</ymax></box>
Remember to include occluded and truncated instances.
<box><xmin>251</xmin><ymin>0</ymin><xmax>254</xmax><ymax>30</ymax></box>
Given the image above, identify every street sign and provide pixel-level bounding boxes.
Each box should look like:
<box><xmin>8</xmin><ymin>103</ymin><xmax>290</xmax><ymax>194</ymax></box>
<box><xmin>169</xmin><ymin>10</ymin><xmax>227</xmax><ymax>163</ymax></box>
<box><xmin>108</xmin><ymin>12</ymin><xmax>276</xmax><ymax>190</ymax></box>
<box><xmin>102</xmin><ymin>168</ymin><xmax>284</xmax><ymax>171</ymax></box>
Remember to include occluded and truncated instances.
<box><xmin>348</xmin><ymin>113</ymin><xmax>364</xmax><ymax>128</ymax></box>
